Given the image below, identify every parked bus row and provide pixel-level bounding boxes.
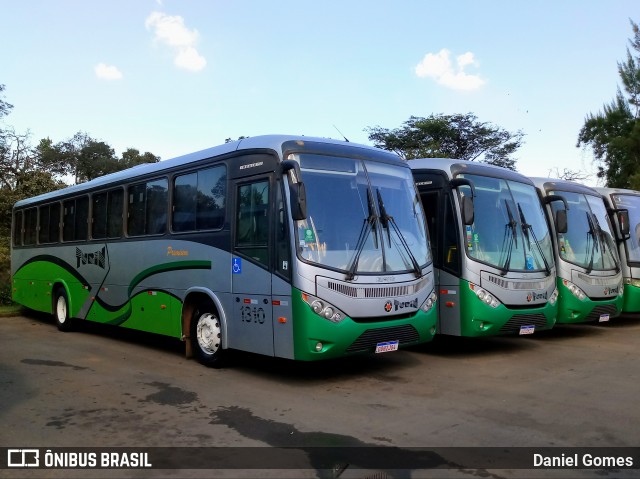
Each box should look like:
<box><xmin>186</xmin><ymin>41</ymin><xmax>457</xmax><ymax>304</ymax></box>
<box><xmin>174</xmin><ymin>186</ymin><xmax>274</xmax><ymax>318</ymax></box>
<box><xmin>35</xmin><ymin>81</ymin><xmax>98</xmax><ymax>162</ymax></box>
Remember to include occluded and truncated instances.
<box><xmin>10</xmin><ymin>136</ymin><xmax>639</xmax><ymax>367</ymax></box>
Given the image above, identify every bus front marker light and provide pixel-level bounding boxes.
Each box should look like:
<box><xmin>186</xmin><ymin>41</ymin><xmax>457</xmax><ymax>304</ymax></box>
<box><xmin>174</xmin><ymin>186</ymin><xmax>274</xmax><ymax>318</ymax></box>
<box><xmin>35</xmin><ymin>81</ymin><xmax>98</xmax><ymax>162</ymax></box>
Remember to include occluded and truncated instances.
<box><xmin>420</xmin><ymin>292</ymin><xmax>437</xmax><ymax>313</ymax></box>
<box><xmin>430</xmin><ymin>326</ymin><xmax>436</xmax><ymax>335</ymax></box>
<box><xmin>315</xmin><ymin>342</ymin><xmax>323</xmax><ymax>352</ymax></box>
<box><xmin>302</xmin><ymin>292</ymin><xmax>347</xmax><ymax>323</ymax></box>
<box><xmin>563</xmin><ymin>279</ymin><xmax>587</xmax><ymax>301</ymax></box>
<box><xmin>311</xmin><ymin>300</ymin><xmax>324</xmax><ymax>314</ymax></box>
<box><xmin>469</xmin><ymin>283</ymin><xmax>500</xmax><ymax>309</ymax></box>
<box><xmin>549</xmin><ymin>288</ymin><xmax>559</xmax><ymax>305</ymax></box>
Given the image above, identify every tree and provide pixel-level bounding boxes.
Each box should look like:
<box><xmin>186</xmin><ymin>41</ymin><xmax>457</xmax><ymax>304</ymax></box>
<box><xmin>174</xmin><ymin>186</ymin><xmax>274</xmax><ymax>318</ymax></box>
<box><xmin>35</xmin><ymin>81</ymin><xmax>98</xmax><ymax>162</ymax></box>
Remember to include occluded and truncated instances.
<box><xmin>121</xmin><ymin>148</ymin><xmax>160</xmax><ymax>169</ymax></box>
<box><xmin>0</xmin><ymin>84</ymin><xmax>12</xmax><ymax>119</ymax></box>
<box><xmin>225</xmin><ymin>136</ymin><xmax>248</xmax><ymax>143</ymax></box>
<box><xmin>577</xmin><ymin>19</ymin><xmax>640</xmax><ymax>187</ymax></box>
<box><xmin>35</xmin><ymin>133</ymin><xmax>161</xmax><ymax>184</ymax></box>
<box><xmin>365</xmin><ymin>113</ymin><xmax>524</xmax><ymax>170</ymax></box>
<box><xmin>547</xmin><ymin>167</ymin><xmax>591</xmax><ymax>182</ymax></box>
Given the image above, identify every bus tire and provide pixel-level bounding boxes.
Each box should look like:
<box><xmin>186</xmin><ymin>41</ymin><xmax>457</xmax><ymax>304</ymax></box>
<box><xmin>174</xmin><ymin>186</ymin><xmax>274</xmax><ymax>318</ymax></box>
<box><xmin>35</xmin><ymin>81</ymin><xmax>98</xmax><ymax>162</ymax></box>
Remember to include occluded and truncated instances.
<box><xmin>53</xmin><ymin>287</ymin><xmax>73</xmax><ymax>332</ymax></box>
<box><xmin>190</xmin><ymin>301</ymin><xmax>224</xmax><ymax>367</ymax></box>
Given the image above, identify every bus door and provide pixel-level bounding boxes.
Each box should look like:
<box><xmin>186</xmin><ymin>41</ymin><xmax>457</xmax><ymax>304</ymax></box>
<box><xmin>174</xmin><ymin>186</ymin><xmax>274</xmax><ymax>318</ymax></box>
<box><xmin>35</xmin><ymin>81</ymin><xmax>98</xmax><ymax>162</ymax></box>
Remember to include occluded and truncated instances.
<box><xmin>415</xmin><ymin>172</ymin><xmax>463</xmax><ymax>334</ymax></box>
<box><xmin>231</xmin><ymin>172</ymin><xmax>275</xmax><ymax>356</ymax></box>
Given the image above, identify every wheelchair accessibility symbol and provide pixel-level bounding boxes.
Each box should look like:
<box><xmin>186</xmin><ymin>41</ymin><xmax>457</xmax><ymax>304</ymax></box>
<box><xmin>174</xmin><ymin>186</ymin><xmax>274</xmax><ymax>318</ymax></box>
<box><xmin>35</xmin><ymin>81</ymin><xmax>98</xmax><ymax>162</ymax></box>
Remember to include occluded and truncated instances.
<box><xmin>232</xmin><ymin>257</ymin><xmax>242</xmax><ymax>274</ymax></box>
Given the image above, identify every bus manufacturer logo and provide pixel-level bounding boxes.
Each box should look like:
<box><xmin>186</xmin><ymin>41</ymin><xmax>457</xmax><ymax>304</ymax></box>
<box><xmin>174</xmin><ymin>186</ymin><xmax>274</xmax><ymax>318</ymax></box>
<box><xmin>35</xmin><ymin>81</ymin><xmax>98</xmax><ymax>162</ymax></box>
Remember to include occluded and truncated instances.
<box><xmin>384</xmin><ymin>298</ymin><xmax>418</xmax><ymax>312</ymax></box>
<box><xmin>604</xmin><ymin>286</ymin><xmax>619</xmax><ymax>295</ymax></box>
<box><xmin>526</xmin><ymin>291</ymin><xmax>548</xmax><ymax>302</ymax></box>
<box><xmin>239</xmin><ymin>161</ymin><xmax>264</xmax><ymax>170</ymax></box>
<box><xmin>76</xmin><ymin>247</ymin><xmax>106</xmax><ymax>269</ymax></box>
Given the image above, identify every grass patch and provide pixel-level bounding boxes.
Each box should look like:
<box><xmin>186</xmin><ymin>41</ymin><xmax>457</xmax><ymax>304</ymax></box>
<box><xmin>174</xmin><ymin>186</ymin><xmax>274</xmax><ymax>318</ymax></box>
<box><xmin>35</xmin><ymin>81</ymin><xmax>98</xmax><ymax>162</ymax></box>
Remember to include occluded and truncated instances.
<box><xmin>0</xmin><ymin>304</ymin><xmax>24</xmax><ymax>317</ymax></box>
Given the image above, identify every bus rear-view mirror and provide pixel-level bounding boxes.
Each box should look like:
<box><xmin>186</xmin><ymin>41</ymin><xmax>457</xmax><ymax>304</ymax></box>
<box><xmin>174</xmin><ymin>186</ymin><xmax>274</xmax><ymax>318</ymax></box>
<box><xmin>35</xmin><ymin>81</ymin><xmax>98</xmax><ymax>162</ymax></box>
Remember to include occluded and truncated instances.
<box><xmin>461</xmin><ymin>195</ymin><xmax>474</xmax><ymax>225</ymax></box>
<box><xmin>617</xmin><ymin>209</ymin><xmax>630</xmax><ymax>239</ymax></box>
<box><xmin>556</xmin><ymin>209</ymin><xmax>568</xmax><ymax>234</ymax></box>
<box><xmin>290</xmin><ymin>182</ymin><xmax>307</xmax><ymax>221</ymax></box>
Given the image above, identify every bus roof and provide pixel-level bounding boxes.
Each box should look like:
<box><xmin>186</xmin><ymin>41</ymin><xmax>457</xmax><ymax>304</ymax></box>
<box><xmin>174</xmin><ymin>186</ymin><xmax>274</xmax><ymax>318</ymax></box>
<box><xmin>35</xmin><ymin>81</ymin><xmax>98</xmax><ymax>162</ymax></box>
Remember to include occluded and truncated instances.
<box><xmin>594</xmin><ymin>186</ymin><xmax>640</xmax><ymax>197</ymax></box>
<box><xmin>14</xmin><ymin>135</ymin><xmax>399</xmax><ymax>208</ymax></box>
<box><xmin>408</xmin><ymin>157</ymin><xmax>535</xmax><ymax>185</ymax></box>
<box><xmin>530</xmin><ymin>177</ymin><xmax>603</xmax><ymax>197</ymax></box>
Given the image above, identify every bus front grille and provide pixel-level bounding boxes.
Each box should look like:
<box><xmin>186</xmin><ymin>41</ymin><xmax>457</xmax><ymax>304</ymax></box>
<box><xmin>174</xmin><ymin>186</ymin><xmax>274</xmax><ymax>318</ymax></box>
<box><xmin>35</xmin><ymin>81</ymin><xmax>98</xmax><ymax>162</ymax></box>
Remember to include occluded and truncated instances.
<box><xmin>499</xmin><ymin>313</ymin><xmax>549</xmax><ymax>334</ymax></box>
<box><xmin>585</xmin><ymin>304</ymin><xmax>619</xmax><ymax>322</ymax></box>
<box><xmin>346</xmin><ymin>325</ymin><xmax>420</xmax><ymax>353</ymax></box>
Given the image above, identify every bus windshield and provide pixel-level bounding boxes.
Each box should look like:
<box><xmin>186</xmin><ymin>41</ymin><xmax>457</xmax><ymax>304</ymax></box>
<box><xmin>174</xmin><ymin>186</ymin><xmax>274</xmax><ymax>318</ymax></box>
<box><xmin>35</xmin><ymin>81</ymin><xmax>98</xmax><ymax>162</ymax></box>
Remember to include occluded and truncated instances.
<box><xmin>292</xmin><ymin>154</ymin><xmax>430</xmax><ymax>275</ymax></box>
<box><xmin>458</xmin><ymin>174</ymin><xmax>553</xmax><ymax>273</ymax></box>
<box><xmin>551</xmin><ymin>191</ymin><xmax>618</xmax><ymax>271</ymax></box>
<box><xmin>611</xmin><ymin>194</ymin><xmax>640</xmax><ymax>263</ymax></box>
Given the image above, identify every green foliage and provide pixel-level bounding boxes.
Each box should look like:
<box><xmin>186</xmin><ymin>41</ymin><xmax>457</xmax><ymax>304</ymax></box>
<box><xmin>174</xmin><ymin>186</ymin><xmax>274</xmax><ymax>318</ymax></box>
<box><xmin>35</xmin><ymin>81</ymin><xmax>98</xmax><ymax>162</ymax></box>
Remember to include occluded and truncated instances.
<box><xmin>0</xmin><ymin>84</ymin><xmax>161</xmax><ymax>303</ymax></box>
<box><xmin>35</xmin><ymin>133</ymin><xmax>161</xmax><ymax>184</ymax></box>
<box><xmin>0</xmin><ymin>84</ymin><xmax>12</xmax><ymax>119</ymax></box>
<box><xmin>577</xmin><ymin>20</ymin><xmax>640</xmax><ymax>187</ymax></box>
<box><xmin>0</xmin><ymin>236</ymin><xmax>11</xmax><ymax>305</ymax></box>
<box><xmin>366</xmin><ymin>113</ymin><xmax>523</xmax><ymax>170</ymax></box>
<box><xmin>121</xmin><ymin>148</ymin><xmax>160</xmax><ymax>169</ymax></box>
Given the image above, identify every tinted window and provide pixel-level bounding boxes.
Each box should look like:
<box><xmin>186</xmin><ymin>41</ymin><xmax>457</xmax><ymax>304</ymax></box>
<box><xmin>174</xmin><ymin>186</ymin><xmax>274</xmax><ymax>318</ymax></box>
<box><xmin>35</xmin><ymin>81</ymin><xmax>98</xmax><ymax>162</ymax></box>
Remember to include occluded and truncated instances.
<box><xmin>93</xmin><ymin>189</ymin><xmax>123</xmax><ymax>239</ymax></box>
<box><xmin>13</xmin><ymin>210</ymin><xmax>22</xmax><ymax>246</ymax></box>
<box><xmin>128</xmin><ymin>179</ymin><xmax>168</xmax><ymax>236</ymax></box>
<box><xmin>92</xmin><ymin>192</ymin><xmax>108</xmax><ymax>239</ymax></box>
<box><xmin>236</xmin><ymin>180</ymin><xmax>269</xmax><ymax>266</ymax></box>
<box><xmin>39</xmin><ymin>203</ymin><xmax>60</xmax><ymax>244</ymax></box>
<box><xmin>107</xmin><ymin>189</ymin><xmax>123</xmax><ymax>238</ymax></box>
<box><xmin>172</xmin><ymin>166</ymin><xmax>226</xmax><ymax>232</ymax></box>
<box><xmin>23</xmin><ymin>208</ymin><xmax>37</xmax><ymax>246</ymax></box>
<box><xmin>63</xmin><ymin>197</ymin><xmax>89</xmax><ymax>242</ymax></box>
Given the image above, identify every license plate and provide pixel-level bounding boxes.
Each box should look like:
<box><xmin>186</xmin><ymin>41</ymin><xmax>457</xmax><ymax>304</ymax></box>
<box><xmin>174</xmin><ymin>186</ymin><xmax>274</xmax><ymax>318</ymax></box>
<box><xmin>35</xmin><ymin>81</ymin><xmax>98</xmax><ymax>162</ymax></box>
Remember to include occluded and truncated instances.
<box><xmin>599</xmin><ymin>314</ymin><xmax>610</xmax><ymax>323</ymax></box>
<box><xmin>375</xmin><ymin>340</ymin><xmax>399</xmax><ymax>353</ymax></box>
<box><xmin>519</xmin><ymin>325</ymin><xmax>535</xmax><ymax>335</ymax></box>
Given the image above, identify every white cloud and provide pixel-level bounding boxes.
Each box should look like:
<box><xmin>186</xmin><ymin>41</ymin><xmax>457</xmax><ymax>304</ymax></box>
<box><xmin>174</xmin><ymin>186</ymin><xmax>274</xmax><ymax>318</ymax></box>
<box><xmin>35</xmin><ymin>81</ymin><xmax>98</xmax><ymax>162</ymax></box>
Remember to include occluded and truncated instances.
<box><xmin>145</xmin><ymin>11</ymin><xmax>207</xmax><ymax>72</ymax></box>
<box><xmin>415</xmin><ymin>49</ymin><xmax>485</xmax><ymax>91</ymax></box>
<box><xmin>94</xmin><ymin>63</ymin><xmax>123</xmax><ymax>80</ymax></box>
<box><xmin>174</xmin><ymin>47</ymin><xmax>207</xmax><ymax>72</ymax></box>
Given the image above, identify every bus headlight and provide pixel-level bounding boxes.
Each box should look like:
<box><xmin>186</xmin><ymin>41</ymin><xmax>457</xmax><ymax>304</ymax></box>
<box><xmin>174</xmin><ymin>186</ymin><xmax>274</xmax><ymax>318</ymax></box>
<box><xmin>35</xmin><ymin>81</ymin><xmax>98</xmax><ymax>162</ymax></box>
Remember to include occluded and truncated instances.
<box><xmin>420</xmin><ymin>291</ymin><xmax>437</xmax><ymax>313</ymax></box>
<box><xmin>302</xmin><ymin>292</ymin><xmax>346</xmax><ymax>323</ymax></box>
<box><xmin>562</xmin><ymin>279</ymin><xmax>587</xmax><ymax>301</ymax></box>
<box><xmin>548</xmin><ymin>288</ymin><xmax>559</xmax><ymax>305</ymax></box>
<box><xmin>469</xmin><ymin>283</ymin><xmax>500</xmax><ymax>308</ymax></box>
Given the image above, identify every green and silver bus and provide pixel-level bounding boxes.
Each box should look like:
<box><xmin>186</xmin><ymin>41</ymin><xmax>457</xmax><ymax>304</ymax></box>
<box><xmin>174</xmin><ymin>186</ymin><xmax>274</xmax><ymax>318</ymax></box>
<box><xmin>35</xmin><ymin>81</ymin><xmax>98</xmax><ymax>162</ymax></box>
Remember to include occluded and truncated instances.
<box><xmin>410</xmin><ymin>159</ymin><xmax>558</xmax><ymax>337</ymax></box>
<box><xmin>595</xmin><ymin>187</ymin><xmax>639</xmax><ymax>316</ymax></box>
<box><xmin>532</xmin><ymin>178</ymin><xmax>623</xmax><ymax>323</ymax></box>
<box><xmin>11</xmin><ymin>135</ymin><xmax>438</xmax><ymax>366</ymax></box>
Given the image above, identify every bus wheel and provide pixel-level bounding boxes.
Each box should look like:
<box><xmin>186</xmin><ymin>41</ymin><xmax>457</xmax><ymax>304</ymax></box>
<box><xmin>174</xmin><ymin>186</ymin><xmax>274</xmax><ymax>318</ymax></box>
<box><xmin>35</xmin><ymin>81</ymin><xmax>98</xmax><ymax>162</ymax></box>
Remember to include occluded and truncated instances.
<box><xmin>190</xmin><ymin>304</ymin><xmax>224</xmax><ymax>367</ymax></box>
<box><xmin>53</xmin><ymin>287</ymin><xmax>73</xmax><ymax>332</ymax></box>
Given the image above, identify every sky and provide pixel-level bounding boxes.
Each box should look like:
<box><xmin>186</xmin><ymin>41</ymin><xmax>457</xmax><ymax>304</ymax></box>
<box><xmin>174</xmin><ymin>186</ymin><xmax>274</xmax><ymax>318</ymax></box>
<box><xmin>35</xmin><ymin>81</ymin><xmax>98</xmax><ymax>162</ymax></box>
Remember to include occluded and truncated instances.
<box><xmin>2</xmin><ymin>0</ymin><xmax>638</xmax><ymax>186</ymax></box>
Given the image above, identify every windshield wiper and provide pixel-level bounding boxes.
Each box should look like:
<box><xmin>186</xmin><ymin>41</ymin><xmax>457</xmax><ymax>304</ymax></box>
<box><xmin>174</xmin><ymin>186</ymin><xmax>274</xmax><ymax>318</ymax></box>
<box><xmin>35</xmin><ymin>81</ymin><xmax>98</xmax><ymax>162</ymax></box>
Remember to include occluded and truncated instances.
<box><xmin>377</xmin><ymin>189</ymin><xmax>423</xmax><ymax>278</ymax></box>
<box><xmin>345</xmin><ymin>189</ymin><xmax>378</xmax><ymax>281</ymax></box>
<box><xmin>499</xmin><ymin>200</ymin><xmax>518</xmax><ymax>275</ymax></box>
<box><xmin>517</xmin><ymin>203</ymin><xmax>551</xmax><ymax>274</ymax></box>
<box><xmin>585</xmin><ymin>211</ymin><xmax>599</xmax><ymax>274</ymax></box>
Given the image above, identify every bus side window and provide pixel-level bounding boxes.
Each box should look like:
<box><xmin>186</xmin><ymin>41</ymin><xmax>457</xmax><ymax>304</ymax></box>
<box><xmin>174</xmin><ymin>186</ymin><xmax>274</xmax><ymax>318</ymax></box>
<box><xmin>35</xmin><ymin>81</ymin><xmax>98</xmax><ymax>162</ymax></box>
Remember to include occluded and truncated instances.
<box><xmin>275</xmin><ymin>180</ymin><xmax>290</xmax><ymax>279</ymax></box>
<box><xmin>107</xmin><ymin>189</ymin><xmax>124</xmax><ymax>238</ymax></box>
<box><xmin>235</xmin><ymin>180</ymin><xmax>269</xmax><ymax>267</ymax></box>
<box><xmin>443</xmin><ymin>193</ymin><xmax>460</xmax><ymax>275</ymax></box>
<box><xmin>420</xmin><ymin>192</ymin><xmax>439</xmax><ymax>268</ymax></box>
<box><xmin>13</xmin><ymin>210</ymin><xmax>23</xmax><ymax>246</ymax></box>
<box><xmin>23</xmin><ymin>208</ymin><xmax>37</xmax><ymax>246</ymax></box>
